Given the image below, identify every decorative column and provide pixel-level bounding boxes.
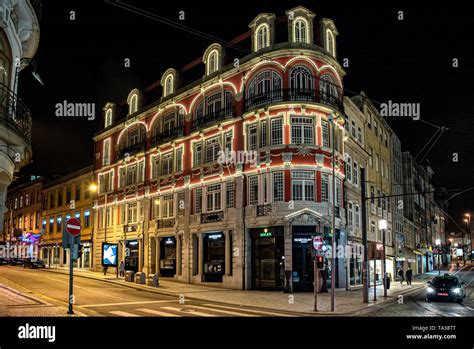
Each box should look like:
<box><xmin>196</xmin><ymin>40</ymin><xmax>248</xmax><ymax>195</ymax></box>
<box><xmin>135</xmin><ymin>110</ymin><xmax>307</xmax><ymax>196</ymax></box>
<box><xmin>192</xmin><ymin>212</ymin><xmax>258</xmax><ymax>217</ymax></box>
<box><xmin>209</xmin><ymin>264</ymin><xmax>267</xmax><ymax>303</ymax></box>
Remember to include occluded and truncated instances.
<box><xmin>176</xmin><ymin>234</ymin><xmax>182</xmax><ymax>276</ymax></box>
<box><xmin>225</xmin><ymin>230</ymin><xmax>231</xmax><ymax>276</ymax></box>
<box><xmin>198</xmin><ymin>233</ymin><xmax>204</xmax><ymax>279</ymax></box>
<box><xmin>155</xmin><ymin>237</ymin><xmax>160</xmax><ymax>275</ymax></box>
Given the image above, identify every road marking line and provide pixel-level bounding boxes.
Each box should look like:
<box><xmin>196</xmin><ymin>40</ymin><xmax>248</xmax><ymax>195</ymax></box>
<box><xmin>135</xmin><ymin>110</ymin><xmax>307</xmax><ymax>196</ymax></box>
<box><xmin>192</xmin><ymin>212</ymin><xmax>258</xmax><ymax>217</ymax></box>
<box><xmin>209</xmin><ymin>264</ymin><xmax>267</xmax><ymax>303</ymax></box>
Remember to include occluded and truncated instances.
<box><xmin>136</xmin><ymin>308</ymin><xmax>181</xmax><ymax>317</ymax></box>
<box><xmin>82</xmin><ymin>300</ymin><xmax>174</xmax><ymax>308</ymax></box>
<box><xmin>188</xmin><ymin>304</ymin><xmax>259</xmax><ymax>317</ymax></box>
<box><xmin>109</xmin><ymin>310</ymin><xmax>140</xmax><ymax>317</ymax></box>
<box><xmin>161</xmin><ymin>306</ymin><xmax>217</xmax><ymax>317</ymax></box>
<box><xmin>202</xmin><ymin>303</ymin><xmax>296</xmax><ymax>317</ymax></box>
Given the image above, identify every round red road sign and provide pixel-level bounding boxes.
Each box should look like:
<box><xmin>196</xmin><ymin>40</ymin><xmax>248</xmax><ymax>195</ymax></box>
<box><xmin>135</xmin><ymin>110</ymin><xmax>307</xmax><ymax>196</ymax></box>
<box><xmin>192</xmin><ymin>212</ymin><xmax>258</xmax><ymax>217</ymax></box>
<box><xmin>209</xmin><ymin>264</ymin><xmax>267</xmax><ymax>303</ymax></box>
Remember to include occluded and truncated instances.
<box><xmin>66</xmin><ymin>217</ymin><xmax>82</xmax><ymax>236</ymax></box>
<box><xmin>313</xmin><ymin>235</ymin><xmax>323</xmax><ymax>251</ymax></box>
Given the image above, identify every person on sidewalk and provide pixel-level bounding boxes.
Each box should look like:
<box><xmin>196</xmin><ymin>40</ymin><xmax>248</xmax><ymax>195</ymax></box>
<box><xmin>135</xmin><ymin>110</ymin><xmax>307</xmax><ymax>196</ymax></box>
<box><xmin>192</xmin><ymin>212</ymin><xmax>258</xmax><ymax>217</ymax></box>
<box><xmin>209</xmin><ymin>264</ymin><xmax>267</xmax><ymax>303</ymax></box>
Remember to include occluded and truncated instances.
<box><xmin>103</xmin><ymin>265</ymin><xmax>108</xmax><ymax>276</ymax></box>
<box><xmin>405</xmin><ymin>267</ymin><xmax>413</xmax><ymax>285</ymax></box>
<box><xmin>119</xmin><ymin>260</ymin><xmax>125</xmax><ymax>277</ymax></box>
<box><xmin>397</xmin><ymin>267</ymin><xmax>405</xmax><ymax>285</ymax></box>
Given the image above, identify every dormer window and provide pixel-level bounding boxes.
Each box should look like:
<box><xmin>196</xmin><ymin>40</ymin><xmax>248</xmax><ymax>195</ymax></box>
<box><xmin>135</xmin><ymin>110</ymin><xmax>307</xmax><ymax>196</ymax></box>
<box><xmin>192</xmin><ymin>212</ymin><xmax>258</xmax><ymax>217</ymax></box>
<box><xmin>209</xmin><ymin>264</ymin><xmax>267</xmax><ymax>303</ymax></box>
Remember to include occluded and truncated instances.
<box><xmin>127</xmin><ymin>89</ymin><xmax>143</xmax><ymax>115</ymax></box>
<box><xmin>256</xmin><ymin>24</ymin><xmax>270</xmax><ymax>50</ymax></box>
<box><xmin>164</xmin><ymin>75</ymin><xmax>173</xmax><ymax>97</ymax></box>
<box><xmin>326</xmin><ymin>29</ymin><xmax>335</xmax><ymax>56</ymax></box>
<box><xmin>105</xmin><ymin>108</ymin><xmax>112</xmax><ymax>128</ymax></box>
<box><xmin>294</xmin><ymin>18</ymin><xmax>309</xmax><ymax>43</ymax></box>
<box><xmin>203</xmin><ymin>44</ymin><xmax>223</xmax><ymax>76</ymax></box>
<box><xmin>129</xmin><ymin>94</ymin><xmax>138</xmax><ymax>114</ymax></box>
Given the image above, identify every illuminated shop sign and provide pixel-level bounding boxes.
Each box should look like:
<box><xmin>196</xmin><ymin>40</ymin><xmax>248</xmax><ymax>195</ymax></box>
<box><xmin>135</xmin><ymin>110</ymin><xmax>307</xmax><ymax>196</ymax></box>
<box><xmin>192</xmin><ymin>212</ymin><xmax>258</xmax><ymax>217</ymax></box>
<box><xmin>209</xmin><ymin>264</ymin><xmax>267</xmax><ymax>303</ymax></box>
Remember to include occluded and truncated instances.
<box><xmin>164</xmin><ymin>237</ymin><xmax>175</xmax><ymax>245</ymax></box>
<box><xmin>208</xmin><ymin>233</ymin><xmax>223</xmax><ymax>240</ymax></box>
<box><xmin>293</xmin><ymin>237</ymin><xmax>312</xmax><ymax>244</ymax></box>
<box><xmin>102</xmin><ymin>243</ymin><xmax>118</xmax><ymax>266</ymax></box>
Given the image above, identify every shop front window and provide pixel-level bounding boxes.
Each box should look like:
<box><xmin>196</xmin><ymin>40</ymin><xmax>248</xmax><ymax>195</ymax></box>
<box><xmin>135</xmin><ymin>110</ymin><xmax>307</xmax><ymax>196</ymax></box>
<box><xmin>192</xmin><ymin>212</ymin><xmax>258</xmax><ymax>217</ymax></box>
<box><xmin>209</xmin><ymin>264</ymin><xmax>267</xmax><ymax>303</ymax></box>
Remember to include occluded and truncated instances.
<box><xmin>203</xmin><ymin>233</ymin><xmax>225</xmax><ymax>282</ymax></box>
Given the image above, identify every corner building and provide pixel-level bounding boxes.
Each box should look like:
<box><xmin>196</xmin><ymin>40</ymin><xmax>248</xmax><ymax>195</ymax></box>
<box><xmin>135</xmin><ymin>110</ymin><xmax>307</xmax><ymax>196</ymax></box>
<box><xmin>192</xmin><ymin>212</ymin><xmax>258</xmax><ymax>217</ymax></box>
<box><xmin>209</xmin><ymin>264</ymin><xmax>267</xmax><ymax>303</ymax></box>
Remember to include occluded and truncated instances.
<box><xmin>92</xmin><ymin>6</ymin><xmax>347</xmax><ymax>291</ymax></box>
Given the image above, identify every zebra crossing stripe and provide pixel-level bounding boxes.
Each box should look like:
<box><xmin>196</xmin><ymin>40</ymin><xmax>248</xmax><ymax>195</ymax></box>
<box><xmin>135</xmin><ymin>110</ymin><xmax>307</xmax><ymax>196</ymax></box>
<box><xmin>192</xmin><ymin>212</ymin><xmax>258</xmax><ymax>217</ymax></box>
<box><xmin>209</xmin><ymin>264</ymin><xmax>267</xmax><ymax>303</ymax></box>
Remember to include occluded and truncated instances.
<box><xmin>109</xmin><ymin>310</ymin><xmax>140</xmax><ymax>317</ymax></box>
<box><xmin>202</xmin><ymin>304</ymin><xmax>296</xmax><ymax>317</ymax></box>
<box><xmin>136</xmin><ymin>308</ymin><xmax>181</xmax><ymax>317</ymax></box>
<box><xmin>188</xmin><ymin>305</ymin><xmax>260</xmax><ymax>317</ymax></box>
<box><xmin>161</xmin><ymin>306</ymin><xmax>217</xmax><ymax>317</ymax></box>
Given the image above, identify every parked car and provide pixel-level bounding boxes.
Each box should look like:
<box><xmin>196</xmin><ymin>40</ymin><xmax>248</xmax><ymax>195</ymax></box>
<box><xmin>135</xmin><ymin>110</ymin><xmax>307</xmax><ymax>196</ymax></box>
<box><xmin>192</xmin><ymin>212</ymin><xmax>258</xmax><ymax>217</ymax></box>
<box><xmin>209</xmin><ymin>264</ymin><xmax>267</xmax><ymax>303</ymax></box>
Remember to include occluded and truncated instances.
<box><xmin>426</xmin><ymin>274</ymin><xmax>466</xmax><ymax>303</ymax></box>
<box><xmin>23</xmin><ymin>258</ymin><xmax>46</xmax><ymax>269</ymax></box>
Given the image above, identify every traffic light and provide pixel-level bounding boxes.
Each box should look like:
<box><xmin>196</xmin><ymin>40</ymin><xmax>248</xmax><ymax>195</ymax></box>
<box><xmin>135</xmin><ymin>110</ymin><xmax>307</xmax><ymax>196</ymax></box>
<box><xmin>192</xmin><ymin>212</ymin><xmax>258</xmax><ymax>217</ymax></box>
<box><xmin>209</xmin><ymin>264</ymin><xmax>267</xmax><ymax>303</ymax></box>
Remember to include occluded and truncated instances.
<box><xmin>316</xmin><ymin>256</ymin><xmax>324</xmax><ymax>269</ymax></box>
<box><xmin>77</xmin><ymin>244</ymin><xmax>83</xmax><ymax>259</ymax></box>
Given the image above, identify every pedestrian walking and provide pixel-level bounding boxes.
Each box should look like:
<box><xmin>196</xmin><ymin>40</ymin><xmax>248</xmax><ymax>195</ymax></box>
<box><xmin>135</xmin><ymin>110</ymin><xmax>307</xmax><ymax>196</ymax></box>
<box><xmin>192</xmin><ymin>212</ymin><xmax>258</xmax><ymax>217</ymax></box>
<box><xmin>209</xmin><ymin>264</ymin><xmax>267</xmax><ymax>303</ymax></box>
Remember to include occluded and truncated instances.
<box><xmin>405</xmin><ymin>267</ymin><xmax>413</xmax><ymax>285</ymax></box>
<box><xmin>103</xmin><ymin>265</ymin><xmax>108</xmax><ymax>276</ymax></box>
<box><xmin>119</xmin><ymin>260</ymin><xmax>125</xmax><ymax>277</ymax></box>
<box><xmin>398</xmin><ymin>267</ymin><xmax>405</xmax><ymax>285</ymax></box>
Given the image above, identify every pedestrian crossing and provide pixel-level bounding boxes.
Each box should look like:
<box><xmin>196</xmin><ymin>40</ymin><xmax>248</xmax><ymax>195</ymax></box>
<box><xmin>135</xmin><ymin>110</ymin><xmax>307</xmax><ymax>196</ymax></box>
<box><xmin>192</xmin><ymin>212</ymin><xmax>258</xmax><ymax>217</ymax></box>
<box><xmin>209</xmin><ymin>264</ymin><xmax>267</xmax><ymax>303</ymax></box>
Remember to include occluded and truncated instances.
<box><xmin>106</xmin><ymin>303</ymin><xmax>296</xmax><ymax>317</ymax></box>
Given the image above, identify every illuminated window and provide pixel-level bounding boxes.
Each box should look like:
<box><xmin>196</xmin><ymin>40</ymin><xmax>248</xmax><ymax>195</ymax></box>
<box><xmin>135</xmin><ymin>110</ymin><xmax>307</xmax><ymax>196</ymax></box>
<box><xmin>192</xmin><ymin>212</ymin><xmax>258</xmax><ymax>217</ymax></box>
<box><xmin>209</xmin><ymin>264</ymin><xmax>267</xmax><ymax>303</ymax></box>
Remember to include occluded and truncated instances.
<box><xmin>105</xmin><ymin>109</ymin><xmax>113</xmax><ymax>128</ymax></box>
<box><xmin>294</xmin><ymin>18</ymin><xmax>309</xmax><ymax>43</ymax></box>
<box><xmin>256</xmin><ymin>24</ymin><xmax>270</xmax><ymax>50</ymax></box>
<box><xmin>290</xmin><ymin>66</ymin><xmax>313</xmax><ymax>93</ymax></box>
<box><xmin>248</xmin><ymin>176</ymin><xmax>259</xmax><ymax>205</ymax></box>
<box><xmin>273</xmin><ymin>172</ymin><xmax>284</xmax><ymax>202</ymax></box>
<box><xmin>129</xmin><ymin>94</ymin><xmax>138</xmax><ymax>114</ymax></box>
<box><xmin>326</xmin><ymin>30</ymin><xmax>335</xmax><ymax>56</ymax></box>
<box><xmin>208</xmin><ymin>50</ymin><xmax>218</xmax><ymax>74</ymax></box>
<box><xmin>291</xmin><ymin>171</ymin><xmax>314</xmax><ymax>201</ymax></box>
<box><xmin>291</xmin><ymin>116</ymin><xmax>314</xmax><ymax>145</ymax></box>
<box><xmin>103</xmin><ymin>139</ymin><xmax>110</xmax><ymax>166</ymax></box>
<box><xmin>206</xmin><ymin>184</ymin><xmax>221</xmax><ymax>212</ymax></box>
<box><xmin>164</xmin><ymin>74</ymin><xmax>174</xmax><ymax>97</ymax></box>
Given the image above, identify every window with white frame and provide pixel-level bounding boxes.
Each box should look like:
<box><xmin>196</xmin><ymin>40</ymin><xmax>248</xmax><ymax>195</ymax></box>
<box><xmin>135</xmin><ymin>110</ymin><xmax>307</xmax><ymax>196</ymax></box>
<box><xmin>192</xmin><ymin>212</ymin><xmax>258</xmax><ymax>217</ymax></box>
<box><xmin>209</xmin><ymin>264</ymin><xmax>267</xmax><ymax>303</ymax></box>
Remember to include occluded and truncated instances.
<box><xmin>346</xmin><ymin>157</ymin><xmax>352</xmax><ymax>182</ymax></box>
<box><xmin>256</xmin><ymin>24</ymin><xmax>269</xmax><ymax>51</ymax></box>
<box><xmin>195</xmin><ymin>188</ymin><xmax>202</xmax><ymax>214</ymax></box>
<box><xmin>207</xmin><ymin>184</ymin><xmax>222</xmax><ymax>212</ymax></box>
<box><xmin>248</xmin><ymin>175</ymin><xmax>259</xmax><ymax>205</ymax></box>
<box><xmin>247</xmin><ymin>70</ymin><xmax>282</xmax><ymax>99</ymax></box>
<box><xmin>351</xmin><ymin>121</ymin><xmax>356</xmax><ymax>138</ymax></box>
<box><xmin>138</xmin><ymin>160</ymin><xmax>145</xmax><ymax>182</ymax></box>
<box><xmin>326</xmin><ymin>29</ymin><xmax>335</xmax><ymax>56</ymax></box>
<box><xmin>205</xmin><ymin>137</ymin><xmax>220</xmax><ymax>163</ymax></box>
<box><xmin>321</xmin><ymin>120</ymin><xmax>330</xmax><ymax>147</ymax></box>
<box><xmin>193</xmin><ymin>141</ymin><xmax>202</xmax><ymax>166</ymax></box>
<box><xmin>353</xmin><ymin>161</ymin><xmax>359</xmax><ymax>185</ymax></box>
<box><xmin>261</xmin><ymin>121</ymin><xmax>267</xmax><ymax>147</ymax></box>
<box><xmin>224</xmin><ymin>130</ymin><xmax>233</xmax><ymax>152</ymax></box>
<box><xmin>206</xmin><ymin>92</ymin><xmax>222</xmax><ymax>116</ymax></box>
<box><xmin>207</xmin><ymin>50</ymin><xmax>218</xmax><ymax>75</ymax></box>
<box><xmin>151</xmin><ymin>156</ymin><xmax>160</xmax><ymax>179</ymax></box>
<box><xmin>321</xmin><ymin>173</ymin><xmax>329</xmax><ymax>202</ymax></box>
<box><xmin>120</xmin><ymin>204</ymin><xmax>126</xmax><ymax>224</ymax></box>
<box><xmin>271</xmin><ymin>118</ymin><xmax>283</xmax><ymax>145</ymax></box>
<box><xmin>357</xmin><ymin>127</ymin><xmax>362</xmax><ymax>143</ymax></box>
<box><xmin>375</xmin><ymin>154</ymin><xmax>379</xmax><ymax>172</ymax></box>
<box><xmin>105</xmin><ymin>109</ymin><xmax>113</xmax><ymax>128</ymax></box>
<box><xmin>291</xmin><ymin>116</ymin><xmax>314</xmax><ymax>144</ymax></box>
<box><xmin>348</xmin><ymin>202</ymin><xmax>354</xmax><ymax>226</ymax></box>
<box><xmin>128</xmin><ymin>202</ymin><xmax>138</xmax><ymax>223</ymax></box>
<box><xmin>273</xmin><ymin>172</ymin><xmax>284</xmax><ymax>202</ymax></box>
<box><xmin>99</xmin><ymin>172</ymin><xmax>113</xmax><ymax>193</ymax></box>
<box><xmin>162</xmin><ymin>194</ymin><xmax>174</xmax><ymax>218</ymax></box>
<box><xmin>291</xmin><ymin>171</ymin><xmax>315</xmax><ymax>201</ymax></box>
<box><xmin>290</xmin><ymin>66</ymin><xmax>313</xmax><ymax>92</ymax></box>
<box><xmin>161</xmin><ymin>152</ymin><xmax>173</xmax><ymax>176</ymax></box>
<box><xmin>368</xmin><ymin>147</ymin><xmax>373</xmax><ymax>167</ymax></box>
<box><xmin>355</xmin><ymin>205</ymin><xmax>360</xmax><ymax>227</ymax></box>
<box><xmin>381</xmin><ymin>158</ymin><xmax>385</xmax><ymax>177</ymax></box>
<box><xmin>226</xmin><ymin>182</ymin><xmax>235</xmax><ymax>208</ymax></box>
<box><xmin>129</xmin><ymin>94</ymin><xmax>138</xmax><ymax>114</ymax></box>
<box><xmin>164</xmin><ymin>74</ymin><xmax>174</xmax><ymax>97</ymax></box>
<box><xmin>127</xmin><ymin>164</ymin><xmax>137</xmax><ymax>185</ymax></box>
<box><xmin>119</xmin><ymin>167</ymin><xmax>126</xmax><ymax>188</ymax></box>
<box><xmin>248</xmin><ymin>124</ymin><xmax>257</xmax><ymax>150</ymax></box>
<box><xmin>294</xmin><ymin>18</ymin><xmax>308</xmax><ymax>43</ymax></box>
<box><xmin>336</xmin><ymin>178</ymin><xmax>342</xmax><ymax>207</ymax></box>
<box><xmin>103</xmin><ymin>139</ymin><xmax>111</xmax><ymax>166</ymax></box>
<box><xmin>176</xmin><ymin>148</ymin><xmax>183</xmax><ymax>172</ymax></box>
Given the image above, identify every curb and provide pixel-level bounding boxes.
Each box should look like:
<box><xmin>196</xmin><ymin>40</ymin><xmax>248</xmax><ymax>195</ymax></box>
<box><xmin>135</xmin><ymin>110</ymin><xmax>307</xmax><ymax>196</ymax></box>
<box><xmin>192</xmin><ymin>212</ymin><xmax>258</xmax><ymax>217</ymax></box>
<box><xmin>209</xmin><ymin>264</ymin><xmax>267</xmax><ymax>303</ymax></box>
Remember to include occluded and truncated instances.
<box><xmin>38</xmin><ymin>267</ymin><xmax>434</xmax><ymax>316</ymax></box>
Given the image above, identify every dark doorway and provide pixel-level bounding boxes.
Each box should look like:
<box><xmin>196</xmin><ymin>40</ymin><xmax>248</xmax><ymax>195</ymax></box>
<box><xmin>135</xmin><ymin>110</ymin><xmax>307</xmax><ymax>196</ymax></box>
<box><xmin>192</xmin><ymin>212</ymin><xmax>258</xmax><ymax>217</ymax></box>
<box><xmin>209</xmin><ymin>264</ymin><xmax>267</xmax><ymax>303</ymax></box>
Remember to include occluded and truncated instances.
<box><xmin>159</xmin><ymin>236</ymin><xmax>176</xmax><ymax>277</ymax></box>
<box><xmin>203</xmin><ymin>232</ymin><xmax>225</xmax><ymax>282</ymax></box>
<box><xmin>124</xmin><ymin>240</ymin><xmax>139</xmax><ymax>273</ymax></box>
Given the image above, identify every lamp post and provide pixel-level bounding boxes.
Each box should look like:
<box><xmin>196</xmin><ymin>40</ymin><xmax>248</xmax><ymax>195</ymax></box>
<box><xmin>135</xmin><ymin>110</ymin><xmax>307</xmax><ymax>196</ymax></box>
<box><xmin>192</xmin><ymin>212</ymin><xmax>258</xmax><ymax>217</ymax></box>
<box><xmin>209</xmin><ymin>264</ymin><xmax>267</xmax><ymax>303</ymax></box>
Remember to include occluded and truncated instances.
<box><xmin>464</xmin><ymin>213</ymin><xmax>471</xmax><ymax>262</ymax></box>
<box><xmin>435</xmin><ymin>238</ymin><xmax>441</xmax><ymax>275</ymax></box>
<box><xmin>463</xmin><ymin>217</ymin><xmax>469</xmax><ymax>266</ymax></box>
<box><xmin>378</xmin><ymin>219</ymin><xmax>388</xmax><ymax>298</ymax></box>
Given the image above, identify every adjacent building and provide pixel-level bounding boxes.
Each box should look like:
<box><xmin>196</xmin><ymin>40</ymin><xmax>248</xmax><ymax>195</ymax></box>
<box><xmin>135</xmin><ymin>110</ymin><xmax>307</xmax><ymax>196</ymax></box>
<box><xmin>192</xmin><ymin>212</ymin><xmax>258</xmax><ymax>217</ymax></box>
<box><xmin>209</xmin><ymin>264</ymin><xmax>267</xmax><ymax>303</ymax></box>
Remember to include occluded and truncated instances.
<box><xmin>0</xmin><ymin>0</ymin><xmax>41</xmax><ymax>237</ymax></box>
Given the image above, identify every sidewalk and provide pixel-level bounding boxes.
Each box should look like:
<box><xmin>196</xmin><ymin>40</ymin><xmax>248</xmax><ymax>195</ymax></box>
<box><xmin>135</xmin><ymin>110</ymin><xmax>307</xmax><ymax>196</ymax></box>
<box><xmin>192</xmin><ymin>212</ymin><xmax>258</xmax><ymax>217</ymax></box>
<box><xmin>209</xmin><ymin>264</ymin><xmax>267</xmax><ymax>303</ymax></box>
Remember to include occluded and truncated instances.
<box><xmin>39</xmin><ymin>266</ymin><xmax>459</xmax><ymax>315</ymax></box>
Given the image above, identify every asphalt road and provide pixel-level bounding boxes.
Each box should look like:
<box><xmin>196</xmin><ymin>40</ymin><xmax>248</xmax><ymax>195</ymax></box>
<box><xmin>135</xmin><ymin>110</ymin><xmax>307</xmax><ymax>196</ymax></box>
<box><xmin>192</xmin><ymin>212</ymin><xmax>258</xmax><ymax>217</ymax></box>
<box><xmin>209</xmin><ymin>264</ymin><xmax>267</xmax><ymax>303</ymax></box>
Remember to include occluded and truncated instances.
<box><xmin>359</xmin><ymin>264</ymin><xmax>474</xmax><ymax>317</ymax></box>
<box><xmin>0</xmin><ymin>266</ymin><xmax>298</xmax><ymax>317</ymax></box>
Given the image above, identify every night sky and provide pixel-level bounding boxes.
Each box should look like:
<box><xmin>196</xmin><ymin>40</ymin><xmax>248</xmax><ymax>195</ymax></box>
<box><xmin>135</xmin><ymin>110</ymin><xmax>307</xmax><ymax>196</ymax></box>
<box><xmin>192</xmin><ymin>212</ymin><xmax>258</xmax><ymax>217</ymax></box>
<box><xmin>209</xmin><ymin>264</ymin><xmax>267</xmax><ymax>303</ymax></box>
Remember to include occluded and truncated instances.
<box><xmin>16</xmin><ymin>1</ymin><xmax>474</xmax><ymax>231</ymax></box>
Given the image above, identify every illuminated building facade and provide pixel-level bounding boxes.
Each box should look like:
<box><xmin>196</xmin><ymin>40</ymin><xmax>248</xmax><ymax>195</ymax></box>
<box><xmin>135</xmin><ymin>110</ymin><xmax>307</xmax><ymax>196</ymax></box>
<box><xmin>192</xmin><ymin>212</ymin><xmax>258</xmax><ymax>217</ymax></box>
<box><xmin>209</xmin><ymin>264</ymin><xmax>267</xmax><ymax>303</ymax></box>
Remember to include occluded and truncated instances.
<box><xmin>92</xmin><ymin>6</ymin><xmax>347</xmax><ymax>291</ymax></box>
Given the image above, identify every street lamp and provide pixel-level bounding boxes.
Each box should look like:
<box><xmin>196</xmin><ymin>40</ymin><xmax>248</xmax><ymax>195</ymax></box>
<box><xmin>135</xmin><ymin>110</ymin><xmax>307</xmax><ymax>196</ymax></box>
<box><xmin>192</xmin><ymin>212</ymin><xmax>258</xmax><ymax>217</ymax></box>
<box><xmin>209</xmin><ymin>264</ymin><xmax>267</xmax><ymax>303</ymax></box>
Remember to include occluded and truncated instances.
<box><xmin>464</xmin><ymin>213</ymin><xmax>471</xmax><ymax>262</ymax></box>
<box><xmin>378</xmin><ymin>219</ymin><xmax>388</xmax><ymax>298</ymax></box>
<box><xmin>463</xmin><ymin>218</ymin><xmax>469</xmax><ymax>266</ymax></box>
<box><xmin>435</xmin><ymin>238</ymin><xmax>441</xmax><ymax>275</ymax></box>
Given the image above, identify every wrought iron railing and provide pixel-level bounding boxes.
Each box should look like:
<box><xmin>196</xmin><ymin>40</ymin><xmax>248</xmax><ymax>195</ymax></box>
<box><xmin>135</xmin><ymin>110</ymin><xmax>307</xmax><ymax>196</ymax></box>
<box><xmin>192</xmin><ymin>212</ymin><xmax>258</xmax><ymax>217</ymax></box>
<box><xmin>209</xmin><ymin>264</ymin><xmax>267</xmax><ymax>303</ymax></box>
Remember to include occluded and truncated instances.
<box><xmin>157</xmin><ymin>218</ymin><xmax>175</xmax><ymax>229</ymax></box>
<box><xmin>0</xmin><ymin>83</ymin><xmax>32</xmax><ymax>144</ymax></box>
<box><xmin>201</xmin><ymin>211</ymin><xmax>224</xmax><ymax>223</ymax></box>
<box><xmin>191</xmin><ymin>107</ymin><xmax>234</xmax><ymax>132</ymax></box>
<box><xmin>151</xmin><ymin>126</ymin><xmax>183</xmax><ymax>146</ymax></box>
<box><xmin>118</xmin><ymin>140</ymin><xmax>146</xmax><ymax>158</ymax></box>
<box><xmin>257</xmin><ymin>204</ymin><xmax>273</xmax><ymax>217</ymax></box>
<box><xmin>244</xmin><ymin>88</ymin><xmax>344</xmax><ymax>114</ymax></box>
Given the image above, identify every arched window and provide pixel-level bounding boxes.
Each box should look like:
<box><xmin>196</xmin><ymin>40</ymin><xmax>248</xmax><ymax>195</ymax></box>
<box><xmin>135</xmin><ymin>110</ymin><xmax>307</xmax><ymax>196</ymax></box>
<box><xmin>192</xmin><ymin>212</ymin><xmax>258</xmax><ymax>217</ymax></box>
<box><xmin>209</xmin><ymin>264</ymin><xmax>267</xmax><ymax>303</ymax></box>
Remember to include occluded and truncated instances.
<box><xmin>246</xmin><ymin>70</ymin><xmax>282</xmax><ymax>109</ymax></box>
<box><xmin>208</xmin><ymin>51</ymin><xmax>218</xmax><ymax>74</ymax></box>
<box><xmin>320</xmin><ymin>74</ymin><xmax>339</xmax><ymax>104</ymax></box>
<box><xmin>0</xmin><ymin>33</ymin><xmax>11</xmax><ymax>90</ymax></box>
<box><xmin>256</xmin><ymin>24</ymin><xmax>269</xmax><ymax>50</ymax></box>
<box><xmin>294</xmin><ymin>18</ymin><xmax>308</xmax><ymax>43</ymax></box>
<box><xmin>326</xmin><ymin>30</ymin><xmax>335</xmax><ymax>56</ymax></box>
<box><xmin>164</xmin><ymin>75</ymin><xmax>174</xmax><ymax>97</ymax></box>
<box><xmin>105</xmin><ymin>109</ymin><xmax>112</xmax><ymax>128</ymax></box>
<box><xmin>129</xmin><ymin>94</ymin><xmax>138</xmax><ymax>114</ymax></box>
<box><xmin>195</xmin><ymin>101</ymin><xmax>204</xmax><ymax>119</ymax></box>
<box><xmin>290</xmin><ymin>66</ymin><xmax>313</xmax><ymax>92</ymax></box>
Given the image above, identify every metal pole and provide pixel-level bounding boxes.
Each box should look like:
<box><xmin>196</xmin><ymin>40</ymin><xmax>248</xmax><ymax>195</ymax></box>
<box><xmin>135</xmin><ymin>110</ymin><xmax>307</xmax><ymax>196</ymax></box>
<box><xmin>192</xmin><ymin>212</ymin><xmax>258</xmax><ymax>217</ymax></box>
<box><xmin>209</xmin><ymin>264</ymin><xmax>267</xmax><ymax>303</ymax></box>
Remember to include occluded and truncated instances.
<box><xmin>373</xmin><ymin>244</ymin><xmax>377</xmax><ymax>302</ymax></box>
<box><xmin>462</xmin><ymin>225</ymin><xmax>465</xmax><ymax>266</ymax></box>
<box><xmin>313</xmin><ymin>259</ymin><xmax>318</xmax><ymax>311</ymax></box>
<box><xmin>67</xmin><ymin>235</ymin><xmax>74</xmax><ymax>314</ymax></box>
<box><xmin>330</xmin><ymin>118</ymin><xmax>336</xmax><ymax>312</ymax></box>
<box><xmin>361</xmin><ymin>168</ymin><xmax>369</xmax><ymax>303</ymax></box>
<box><xmin>382</xmin><ymin>228</ymin><xmax>387</xmax><ymax>297</ymax></box>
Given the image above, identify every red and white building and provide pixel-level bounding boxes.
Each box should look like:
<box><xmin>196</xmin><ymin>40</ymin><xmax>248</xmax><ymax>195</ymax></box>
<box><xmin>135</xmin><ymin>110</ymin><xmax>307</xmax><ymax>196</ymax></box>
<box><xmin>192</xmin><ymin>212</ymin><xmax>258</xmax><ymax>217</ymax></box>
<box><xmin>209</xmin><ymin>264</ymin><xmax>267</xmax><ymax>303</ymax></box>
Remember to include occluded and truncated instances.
<box><xmin>92</xmin><ymin>6</ymin><xmax>348</xmax><ymax>291</ymax></box>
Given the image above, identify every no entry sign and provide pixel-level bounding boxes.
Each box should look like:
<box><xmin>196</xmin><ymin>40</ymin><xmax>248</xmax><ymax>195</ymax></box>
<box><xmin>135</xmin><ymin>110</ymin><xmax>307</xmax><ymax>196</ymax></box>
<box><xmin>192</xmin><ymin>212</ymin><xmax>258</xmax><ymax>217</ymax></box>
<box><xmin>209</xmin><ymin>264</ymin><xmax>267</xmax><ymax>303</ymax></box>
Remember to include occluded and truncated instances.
<box><xmin>313</xmin><ymin>236</ymin><xmax>323</xmax><ymax>251</ymax></box>
<box><xmin>66</xmin><ymin>217</ymin><xmax>82</xmax><ymax>236</ymax></box>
